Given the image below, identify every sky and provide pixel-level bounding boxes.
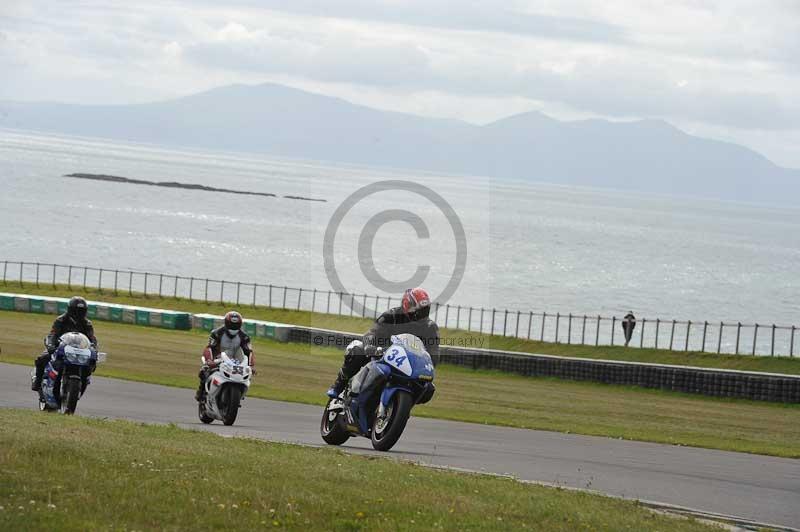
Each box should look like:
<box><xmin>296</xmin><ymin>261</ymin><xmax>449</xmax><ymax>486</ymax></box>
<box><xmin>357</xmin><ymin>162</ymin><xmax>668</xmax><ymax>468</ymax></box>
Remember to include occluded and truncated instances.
<box><xmin>1</xmin><ymin>0</ymin><xmax>799</xmax><ymax>168</ymax></box>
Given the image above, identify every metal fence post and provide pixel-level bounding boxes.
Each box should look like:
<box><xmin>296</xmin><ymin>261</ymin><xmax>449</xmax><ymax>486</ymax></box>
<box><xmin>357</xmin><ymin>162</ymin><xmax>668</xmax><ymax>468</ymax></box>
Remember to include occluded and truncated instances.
<box><xmin>220</xmin><ymin>280</ymin><xmax>225</xmax><ymax>304</ymax></box>
<box><xmin>2</xmin><ymin>260</ymin><xmax>7</xmax><ymax>284</ymax></box>
<box><xmin>541</xmin><ymin>312</ymin><xmax>547</xmax><ymax>341</ymax></box>
<box><xmin>770</xmin><ymin>324</ymin><xmax>776</xmax><ymax>356</ymax></box>
<box><xmin>457</xmin><ymin>306</ymin><xmax>462</xmax><ymax>330</ymax></box>
<box><xmin>515</xmin><ymin>310</ymin><xmax>520</xmax><ymax>338</ymax></box>
<box><xmin>312</xmin><ymin>289</ymin><xmax>318</xmax><ymax>312</ymax></box>
<box><xmin>595</xmin><ymin>316</ymin><xmax>600</xmax><ymax>345</ymax></box>
<box><xmin>669</xmin><ymin>320</ymin><xmax>676</xmax><ymax>350</ymax></box>
<box><xmin>159</xmin><ymin>274</ymin><xmax>164</xmax><ymax>297</ymax></box>
<box><xmin>791</xmin><ymin>326</ymin><xmax>796</xmax><ymax>357</ymax></box>
<box><xmin>361</xmin><ymin>294</ymin><xmax>367</xmax><ymax>317</ymax></box>
<box><xmin>685</xmin><ymin>321</ymin><xmax>691</xmax><ymax>351</ymax></box>
<box><xmin>350</xmin><ymin>293</ymin><xmax>355</xmax><ymax>316</ymax></box>
<box><xmin>717</xmin><ymin>322</ymin><xmax>723</xmax><ymax>354</ymax></box>
<box><xmin>610</xmin><ymin>316</ymin><xmax>616</xmax><ymax>345</ymax></box>
<box><xmin>528</xmin><ymin>312</ymin><xmax>533</xmax><ymax>340</ymax></box>
<box><xmin>567</xmin><ymin>313</ymin><xmax>572</xmax><ymax>344</ymax></box>
<box><xmin>640</xmin><ymin>318</ymin><xmax>645</xmax><ymax>348</ymax></box>
<box><xmin>373</xmin><ymin>295</ymin><xmax>378</xmax><ymax>318</ymax></box>
<box><xmin>468</xmin><ymin>307</ymin><xmax>473</xmax><ymax>332</ymax></box>
<box><xmin>701</xmin><ymin>321</ymin><xmax>708</xmax><ymax>352</ymax></box>
<box><xmin>253</xmin><ymin>284</ymin><xmax>258</xmax><ymax>307</ymax></box>
<box><xmin>581</xmin><ymin>315</ymin><xmax>587</xmax><ymax>345</ymax></box>
<box><xmin>114</xmin><ymin>270</ymin><xmax>119</xmax><ymax>295</ymax></box>
<box><xmin>655</xmin><ymin>319</ymin><xmax>660</xmax><ymax>349</ymax></box>
<box><xmin>338</xmin><ymin>292</ymin><xmax>343</xmax><ymax>314</ymax></box>
<box><xmin>445</xmin><ymin>304</ymin><xmax>450</xmax><ymax>328</ymax></box>
<box><xmin>52</xmin><ymin>264</ymin><xmax>56</xmax><ymax>288</ymax></box>
<box><xmin>35</xmin><ymin>262</ymin><xmax>40</xmax><ymax>287</ymax></box>
<box><xmin>555</xmin><ymin>313</ymin><xmax>561</xmax><ymax>343</ymax></box>
<box><xmin>491</xmin><ymin>308</ymin><xmax>496</xmax><ymax>335</ymax></box>
<box><xmin>143</xmin><ymin>273</ymin><xmax>148</xmax><ymax>297</ymax></box>
<box><xmin>297</xmin><ymin>288</ymin><xmax>303</xmax><ymax>311</ymax></box>
<box><xmin>752</xmin><ymin>324</ymin><xmax>759</xmax><ymax>355</ymax></box>
<box><xmin>98</xmin><ymin>269</ymin><xmax>103</xmax><ymax>293</ymax></box>
<box><xmin>82</xmin><ymin>266</ymin><xmax>87</xmax><ymax>289</ymax></box>
<box><xmin>282</xmin><ymin>286</ymin><xmax>287</xmax><ymax>309</ymax></box>
<box><xmin>503</xmin><ymin>309</ymin><xmax>508</xmax><ymax>337</ymax></box>
<box><xmin>19</xmin><ymin>262</ymin><xmax>23</xmax><ymax>287</ymax></box>
<box><xmin>189</xmin><ymin>277</ymin><xmax>194</xmax><ymax>301</ymax></box>
<box><xmin>479</xmin><ymin>307</ymin><xmax>484</xmax><ymax>334</ymax></box>
<box><xmin>68</xmin><ymin>265</ymin><xmax>72</xmax><ymax>289</ymax></box>
<box><xmin>326</xmin><ymin>290</ymin><xmax>331</xmax><ymax>313</ymax></box>
<box><xmin>128</xmin><ymin>271</ymin><xmax>133</xmax><ymax>296</ymax></box>
<box><xmin>236</xmin><ymin>281</ymin><xmax>241</xmax><ymax>305</ymax></box>
<box><xmin>204</xmin><ymin>278</ymin><xmax>209</xmax><ymax>303</ymax></box>
<box><xmin>735</xmin><ymin>322</ymin><xmax>741</xmax><ymax>354</ymax></box>
<box><xmin>174</xmin><ymin>276</ymin><xmax>179</xmax><ymax>298</ymax></box>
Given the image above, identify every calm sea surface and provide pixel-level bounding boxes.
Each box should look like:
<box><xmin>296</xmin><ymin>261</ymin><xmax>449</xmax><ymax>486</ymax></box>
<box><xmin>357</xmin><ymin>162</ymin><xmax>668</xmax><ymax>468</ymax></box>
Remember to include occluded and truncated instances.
<box><xmin>1</xmin><ymin>129</ymin><xmax>798</xmax><ymax>349</ymax></box>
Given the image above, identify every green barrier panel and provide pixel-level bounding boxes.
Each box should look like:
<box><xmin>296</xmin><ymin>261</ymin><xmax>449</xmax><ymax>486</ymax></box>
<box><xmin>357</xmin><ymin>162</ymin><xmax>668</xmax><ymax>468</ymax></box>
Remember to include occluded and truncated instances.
<box><xmin>29</xmin><ymin>298</ymin><xmax>45</xmax><ymax>313</ymax></box>
<box><xmin>44</xmin><ymin>301</ymin><xmax>60</xmax><ymax>314</ymax></box>
<box><xmin>87</xmin><ymin>305</ymin><xmax>98</xmax><ymax>319</ymax></box>
<box><xmin>122</xmin><ymin>308</ymin><xmax>136</xmax><ymax>324</ymax></box>
<box><xmin>0</xmin><ymin>295</ymin><xmax>15</xmax><ymax>310</ymax></box>
<box><xmin>57</xmin><ymin>301</ymin><xmax>68</xmax><ymax>314</ymax></box>
<box><xmin>110</xmin><ymin>307</ymin><xmax>124</xmax><ymax>322</ymax></box>
<box><xmin>135</xmin><ymin>310</ymin><xmax>151</xmax><ymax>326</ymax></box>
<box><xmin>202</xmin><ymin>317</ymin><xmax>215</xmax><ymax>331</ymax></box>
<box><xmin>173</xmin><ymin>314</ymin><xmax>191</xmax><ymax>330</ymax></box>
<box><xmin>243</xmin><ymin>322</ymin><xmax>256</xmax><ymax>335</ymax></box>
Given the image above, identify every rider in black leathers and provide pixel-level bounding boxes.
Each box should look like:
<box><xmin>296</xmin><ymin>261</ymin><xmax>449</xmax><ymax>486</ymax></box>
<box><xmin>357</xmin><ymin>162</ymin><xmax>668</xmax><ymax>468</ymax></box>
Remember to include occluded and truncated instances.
<box><xmin>31</xmin><ymin>296</ymin><xmax>98</xmax><ymax>391</ymax></box>
<box><xmin>327</xmin><ymin>287</ymin><xmax>439</xmax><ymax>397</ymax></box>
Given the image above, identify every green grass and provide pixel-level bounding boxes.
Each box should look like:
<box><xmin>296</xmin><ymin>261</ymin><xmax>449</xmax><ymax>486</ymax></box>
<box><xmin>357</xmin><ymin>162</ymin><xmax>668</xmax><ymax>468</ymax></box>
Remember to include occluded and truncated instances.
<box><xmin>7</xmin><ymin>281</ymin><xmax>800</xmax><ymax>374</ymax></box>
<box><xmin>2</xmin><ymin>311</ymin><xmax>799</xmax><ymax>458</ymax></box>
<box><xmin>0</xmin><ymin>409</ymin><xmax>721</xmax><ymax>531</ymax></box>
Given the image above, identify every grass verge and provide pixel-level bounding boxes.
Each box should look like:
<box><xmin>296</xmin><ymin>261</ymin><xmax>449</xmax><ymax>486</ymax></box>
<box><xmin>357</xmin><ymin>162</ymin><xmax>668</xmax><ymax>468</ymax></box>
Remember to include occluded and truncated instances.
<box><xmin>0</xmin><ymin>408</ymin><xmax>721</xmax><ymax>531</ymax></box>
<box><xmin>2</xmin><ymin>312</ymin><xmax>799</xmax><ymax>458</ymax></box>
<box><xmin>6</xmin><ymin>281</ymin><xmax>800</xmax><ymax>374</ymax></box>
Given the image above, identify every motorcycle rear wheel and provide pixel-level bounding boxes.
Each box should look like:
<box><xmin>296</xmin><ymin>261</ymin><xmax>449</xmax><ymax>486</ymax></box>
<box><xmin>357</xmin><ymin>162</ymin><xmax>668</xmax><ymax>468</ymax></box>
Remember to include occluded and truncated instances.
<box><xmin>320</xmin><ymin>399</ymin><xmax>350</xmax><ymax>445</ymax></box>
<box><xmin>198</xmin><ymin>402</ymin><xmax>214</xmax><ymax>424</ymax></box>
<box><xmin>371</xmin><ymin>390</ymin><xmax>414</xmax><ymax>452</ymax></box>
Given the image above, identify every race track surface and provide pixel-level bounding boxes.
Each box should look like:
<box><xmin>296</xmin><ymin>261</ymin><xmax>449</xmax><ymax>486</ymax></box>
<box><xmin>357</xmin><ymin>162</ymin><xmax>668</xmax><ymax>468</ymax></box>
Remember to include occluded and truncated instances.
<box><xmin>1</xmin><ymin>363</ymin><xmax>798</xmax><ymax>528</ymax></box>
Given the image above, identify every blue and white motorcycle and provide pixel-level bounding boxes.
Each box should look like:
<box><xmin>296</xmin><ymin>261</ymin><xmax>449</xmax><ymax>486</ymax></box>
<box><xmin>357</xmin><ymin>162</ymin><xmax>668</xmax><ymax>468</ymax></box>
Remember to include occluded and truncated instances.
<box><xmin>321</xmin><ymin>333</ymin><xmax>436</xmax><ymax>451</ymax></box>
<box><xmin>31</xmin><ymin>332</ymin><xmax>105</xmax><ymax>415</ymax></box>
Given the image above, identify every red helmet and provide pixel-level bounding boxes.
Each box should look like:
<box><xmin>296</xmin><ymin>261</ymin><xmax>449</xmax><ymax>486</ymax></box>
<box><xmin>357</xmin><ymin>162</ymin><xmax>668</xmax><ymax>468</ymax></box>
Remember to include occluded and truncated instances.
<box><xmin>224</xmin><ymin>311</ymin><xmax>243</xmax><ymax>333</ymax></box>
<box><xmin>402</xmin><ymin>287</ymin><xmax>431</xmax><ymax>315</ymax></box>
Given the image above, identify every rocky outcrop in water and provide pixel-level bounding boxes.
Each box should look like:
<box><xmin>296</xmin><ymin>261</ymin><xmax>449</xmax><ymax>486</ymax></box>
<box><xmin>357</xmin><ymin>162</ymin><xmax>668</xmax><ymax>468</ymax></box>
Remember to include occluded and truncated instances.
<box><xmin>64</xmin><ymin>173</ymin><xmax>326</xmax><ymax>202</ymax></box>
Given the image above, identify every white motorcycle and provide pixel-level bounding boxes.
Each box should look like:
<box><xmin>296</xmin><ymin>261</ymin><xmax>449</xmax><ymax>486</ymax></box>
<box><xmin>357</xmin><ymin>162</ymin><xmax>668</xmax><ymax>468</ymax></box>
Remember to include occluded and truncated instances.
<box><xmin>198</xmin><ymin>351</ymin><xmax>252</xmax><ymax>426</ymax></box>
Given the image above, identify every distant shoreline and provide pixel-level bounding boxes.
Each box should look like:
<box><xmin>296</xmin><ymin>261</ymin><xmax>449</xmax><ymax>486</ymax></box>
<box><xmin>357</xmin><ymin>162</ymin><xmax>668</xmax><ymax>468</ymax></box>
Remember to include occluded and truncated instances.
<box><xmin>63</xmin><ymin>173</ymin><xmax>327</xmax><ymax>202</ymax></box>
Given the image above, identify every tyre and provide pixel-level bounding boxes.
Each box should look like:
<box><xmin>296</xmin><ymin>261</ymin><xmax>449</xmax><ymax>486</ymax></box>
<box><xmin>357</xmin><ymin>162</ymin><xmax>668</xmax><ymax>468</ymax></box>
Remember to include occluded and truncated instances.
<box><xmin>320</xmin><ymin>399</ymin><xmax>350</xmax><ymax>445</ymax></box>
<box><xmin>198</xmin><ymin>402</ymin><xmax>214</xmax><ymax>424</ymax></box>
<box><xmin>63</xmin><ymin>378</ymin><xmax>81</xmax><ymax>415</ymax></box>
<box><xmin>222</xmin><ymin>385</ymin><xmax>242</xmax><ymax>426</ymax></box>
<box><xmin>371</xmin><ymin>390</ymin><xmax>414</xmax><ymax>452</ymax></box>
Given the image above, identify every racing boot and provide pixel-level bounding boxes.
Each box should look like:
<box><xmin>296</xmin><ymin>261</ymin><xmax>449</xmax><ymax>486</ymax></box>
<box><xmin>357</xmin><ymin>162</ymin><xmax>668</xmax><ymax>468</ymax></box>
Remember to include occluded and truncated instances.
<box><xmin>31</xmin><ymin>357</ymin><xmax>46</xmax><ymax>391</ymax></box>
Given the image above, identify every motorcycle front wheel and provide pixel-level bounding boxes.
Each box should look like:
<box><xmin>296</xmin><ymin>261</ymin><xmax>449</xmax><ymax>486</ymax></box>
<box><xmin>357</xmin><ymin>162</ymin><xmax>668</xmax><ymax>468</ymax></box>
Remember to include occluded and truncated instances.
<box><xmin>371</xmin><ymin>390</ymin><xmax>414</xmax><ymax>452</ymax></box>
<box><xmin>320</xmin><ymin>399</ymin><xmax>350</xmax><ymax>445</ymax></box>
<box><xmin>63</xmin><ymin>378</ymin><xmax>81</xmax><ymax>415</ymax></box>
<box><xmin>198</xmin><ymin>401</ymin><xmax>214</xmax><ymax>424</ymax></box>
<box><xmin>222</xmin><ymin>386</ymin><xmax>242</xmax><ymax>426</ymax></box>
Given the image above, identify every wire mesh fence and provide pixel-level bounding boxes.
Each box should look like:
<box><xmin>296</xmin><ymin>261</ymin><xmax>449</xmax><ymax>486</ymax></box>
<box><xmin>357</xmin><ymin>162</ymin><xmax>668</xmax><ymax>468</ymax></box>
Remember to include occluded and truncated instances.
<box><xmin>1</xmin><ymin>260</ymin><xmax>796</xmax><ymax>356</ymax></box>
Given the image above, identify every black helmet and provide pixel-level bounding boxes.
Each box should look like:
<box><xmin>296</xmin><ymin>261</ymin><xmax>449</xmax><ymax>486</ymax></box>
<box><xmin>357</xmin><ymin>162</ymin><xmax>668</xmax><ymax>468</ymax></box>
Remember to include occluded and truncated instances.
<box><xmin>224</xmin><ymin>311</ymin><xmax>243</xmax><ymax>336</ymax></box>
<box><xmin>67</xmin><ymin>296</ymin><xmax>88</xmax><ymax>320</ymax></box>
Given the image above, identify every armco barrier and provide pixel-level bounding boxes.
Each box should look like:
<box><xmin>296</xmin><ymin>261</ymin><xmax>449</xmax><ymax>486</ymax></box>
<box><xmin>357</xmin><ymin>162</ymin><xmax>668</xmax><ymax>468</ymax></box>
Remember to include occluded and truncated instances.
<box><xmin>0</xmin><ymin>293</ymin><xmax>191</xmax><ymax>330</ymax></box>
<box><xmin>282</xmin><ymin>325</ymin><xmax>800</xmax><ymax>403</ymax></box>
<box><xmin>3</xmin><ymin>293</ymin><xmax>798</xmax><ymax>402</ymax></box>
<box><xmin>191</xmin><ymin>313</ymin><xmax>291</xmax><ymax>342</ymax></box>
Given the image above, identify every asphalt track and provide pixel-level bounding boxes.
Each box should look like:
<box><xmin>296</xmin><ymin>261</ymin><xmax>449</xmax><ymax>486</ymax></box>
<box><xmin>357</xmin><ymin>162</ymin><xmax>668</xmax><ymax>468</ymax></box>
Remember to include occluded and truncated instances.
<box><xmin>1</xmin><ymin>363</ymin><xmax>798</xmax><ymax>529</ymax></box>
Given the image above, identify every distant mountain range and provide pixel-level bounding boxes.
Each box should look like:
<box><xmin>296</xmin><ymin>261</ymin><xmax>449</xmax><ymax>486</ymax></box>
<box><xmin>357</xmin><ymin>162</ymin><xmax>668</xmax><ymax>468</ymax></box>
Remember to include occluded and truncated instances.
<box><xmin>2</xmin><ymin>83</ymin><xmax>797</xmax><ymax>203</ymax></box>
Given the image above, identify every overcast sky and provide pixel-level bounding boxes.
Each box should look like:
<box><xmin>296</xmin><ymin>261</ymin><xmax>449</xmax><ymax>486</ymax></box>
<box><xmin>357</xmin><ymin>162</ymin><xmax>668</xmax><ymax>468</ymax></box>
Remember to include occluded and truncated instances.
<box><xmin>2</xmin><ymin>0</ymin><xmax>799</xmax><ymax>167</ymax></box>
